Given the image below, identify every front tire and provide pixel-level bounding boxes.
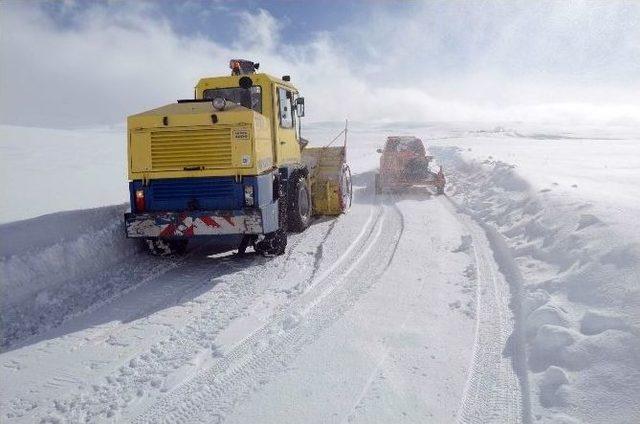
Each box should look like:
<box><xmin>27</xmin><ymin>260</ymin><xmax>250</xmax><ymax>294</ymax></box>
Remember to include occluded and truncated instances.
<box><xmin>288</xmin><ymin>175</ymin><xmax>312</xmax><ymax>233</ymax></box>
<box><xmin>255</xmin><ymin>174</ymin><xmax>288</xmax><ymax>256</ymax></box>
<box><xmin>339</xmin><ymin>164</ymin><xmax>353</xmax><ymax>212</ymax></box>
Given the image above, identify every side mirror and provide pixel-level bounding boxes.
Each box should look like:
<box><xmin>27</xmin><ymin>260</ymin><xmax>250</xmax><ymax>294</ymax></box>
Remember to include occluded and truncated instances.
<box><xmin>376</xmin><ymin>148</ymin><xmax>383</xmax><ymax>154</ymax></box>
<box><xmin>295</xmin><ymin>97</ymin><xmax>305</xmax><ymax>117</ymax></box>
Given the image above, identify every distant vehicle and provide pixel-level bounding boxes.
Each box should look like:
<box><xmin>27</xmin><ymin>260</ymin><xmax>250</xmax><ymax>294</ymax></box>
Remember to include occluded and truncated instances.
<box><xmin>374</xmin><ymin>136</ymin><xmax>445</xmax><ymax>195</ymax></box>
<box><xmin>124</xmin><ymin>59</ymin><xmax>352</xmax><ymax>256</ymax></box>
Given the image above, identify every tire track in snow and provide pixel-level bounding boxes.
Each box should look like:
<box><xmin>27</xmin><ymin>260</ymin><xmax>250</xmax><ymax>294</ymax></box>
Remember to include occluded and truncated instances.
<box><xmin>3</xmin><ymin>243</ymin><xmax>191</xmax><ymax>351</ymax></box>
<box><xmin>60</xmin><ymin>243</ymin><xmax>224</xmax><ymax>347</ymax></box>
<box><xmin>441</xmin><ymin>197</ymin><xmax>530</xmax><ymax>424</ymax></box>
<box><xmin>339</xmin><ymin>204</ymin><xmax>409</xmax><ymax>424</ymax></box>
<box><xmin>23</xmin><ymin>224</ymin><xmax>333</xmax><ymax>423</ymax></box>
<box><xmin>133</xmin><ymin>204</ymin><xmax>404</xmax><ymax>424</ymax></box>
<box><xmin>12</xmin><ymin>199</ymin><xmax>381</xmax><ymax>423</ymax></box>
<box><xmin>276</xmin><ymin>219</ymin><xmax>322</xmax><ymax>279</ymax></box>
<box><xmin>19</xmin><ymin>254</ymin><xmax>271</xmax><ymax>423</ymax></box>
<box><xmin>133</xmin><ymin>204</ymin><xmax>385</xmax><ymax>422</ymax></box>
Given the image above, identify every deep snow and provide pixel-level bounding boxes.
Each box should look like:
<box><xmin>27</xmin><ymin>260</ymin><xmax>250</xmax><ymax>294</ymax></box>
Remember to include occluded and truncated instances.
<box><xmin>1</xmin><ymin>122</ymin><xmax>639</xmax><ymax>423</ymax></box>
<box><xmin>433</xmin><ymin>142</ymin><xmax>640</xmax><ymax>423</ymax></box>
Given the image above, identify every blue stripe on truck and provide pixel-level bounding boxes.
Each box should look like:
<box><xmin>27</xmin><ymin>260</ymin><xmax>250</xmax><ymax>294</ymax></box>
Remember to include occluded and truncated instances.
<box><xmin>129</xmin><ymin>174</ymin><xmax>274</xmax><ymax>213</ymax></box>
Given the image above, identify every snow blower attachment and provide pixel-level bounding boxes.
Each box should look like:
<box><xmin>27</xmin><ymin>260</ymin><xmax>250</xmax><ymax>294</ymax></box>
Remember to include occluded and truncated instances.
<box><xmin>374</xmin><ymin>136</ymin><xmax>445</xmax><ymax>195</ymax></box>
<box><xmin>124</xmin><ymin>60</ymin><xmax>352</xmax><ymax>257</ymax></box>
<box><xmin>303</xmin><ymin>123</ymin><xmax>352</xmax><ymax>215</ymax></box>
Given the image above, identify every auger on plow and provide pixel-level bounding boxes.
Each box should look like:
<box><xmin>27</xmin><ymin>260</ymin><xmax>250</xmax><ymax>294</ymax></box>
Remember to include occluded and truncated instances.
<box><xmin>374</xmin><ymin>136</ymin><xmax>445</xmax><ymax>195</ymax></box>
<box><xmin>124</xmin><ymin>59</ymin><xmax>352</xmax><ymax>256</ymax></box>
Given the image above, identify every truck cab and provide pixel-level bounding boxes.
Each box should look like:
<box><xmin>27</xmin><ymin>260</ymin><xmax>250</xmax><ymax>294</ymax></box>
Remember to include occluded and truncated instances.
<box><xmin>124</xmin><ymin>60</ymin><xmax>351</xmax><ymax>256</ymax></box>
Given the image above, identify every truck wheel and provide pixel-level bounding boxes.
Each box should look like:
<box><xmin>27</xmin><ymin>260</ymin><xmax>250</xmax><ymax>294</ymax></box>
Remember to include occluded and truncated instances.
<box><xmin>254</xmin><ymin>229</ymin><xmax>287</xmax><ymax>256</ymax></box>
<box><xmin>339</xmin><ymin>164</ymin><xmax>353</xmax><ymax>212</ymax></box>
<box><xmin>143</xmin><ymin>238</ymin><xmax>188</xmax><ymax>256</ymax></box>
<box><xmin>288</xmin><ymin>175</ymin><xmax>312</xmax><ymax>233</ymax></box>
<box><xmin>255</xmin><ymin>175</ymin><xmax>288</xmax><ymax>256</ymax></box>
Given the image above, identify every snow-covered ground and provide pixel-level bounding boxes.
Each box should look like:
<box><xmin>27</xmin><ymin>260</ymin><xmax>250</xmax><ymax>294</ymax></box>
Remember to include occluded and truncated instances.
<box><xmin>1</xmin><ymin>122</ymin><xmax>639</xmax><ymax>423</ymax></box>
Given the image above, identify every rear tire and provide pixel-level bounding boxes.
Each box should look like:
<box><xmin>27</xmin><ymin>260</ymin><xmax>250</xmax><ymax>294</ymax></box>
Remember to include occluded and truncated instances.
<box><xmin>255</xmin><ymin>175</ymin><xmax>288</xmax><ymax>256</ymax></box>
<box><xmin>288</xmin><ymin>175</ymin><xmax>312</xmax><ymax>233</ymax></box>
<box><xmin>143</xmin><ymin>238</ymin><xmax>188</xmax><ymax>256</ymax></box>
<box><xmin>254</xmin><ymin>229</ymin><xmax>287</xmax><ymax>256</ymax></box>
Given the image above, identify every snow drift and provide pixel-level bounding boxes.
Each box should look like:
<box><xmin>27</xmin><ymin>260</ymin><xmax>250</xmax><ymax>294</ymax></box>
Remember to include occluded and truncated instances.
<box><xmin>439</xmin><ymin>147</ymin><xmax>640</xmax><ymax>423</ymax></box>
<box><xmin>0</xmin><ymin>205</ymin><xmax>147</xmax><ymax>348</ymax></box>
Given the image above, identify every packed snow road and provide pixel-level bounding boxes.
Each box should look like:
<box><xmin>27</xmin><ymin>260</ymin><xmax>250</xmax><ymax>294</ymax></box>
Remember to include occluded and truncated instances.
<box><xmin>1</xmin><ymin>177</ymin><xmax>526</xmax><ymax>423</ymax></box>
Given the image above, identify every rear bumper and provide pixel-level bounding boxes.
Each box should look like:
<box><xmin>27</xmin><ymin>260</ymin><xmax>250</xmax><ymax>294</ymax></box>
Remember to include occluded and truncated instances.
<box><xmin>125</xmin><ymin>207</ymin><xmax>277</xmax><ymax>238</ymax></box>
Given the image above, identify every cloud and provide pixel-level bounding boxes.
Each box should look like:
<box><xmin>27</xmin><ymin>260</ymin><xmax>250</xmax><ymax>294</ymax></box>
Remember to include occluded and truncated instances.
<box><xmin>1</xmin><ymin>1</ymin><xmax>639</xmax><ymax>128</ymax></box>
<box><xmin>1</xmin><ymin>2</ymin><xmax>225</xmax><ymax>127</ymax></box>
<box><xmin>234</xmin><ymin>9</ymin><xmax>281</xmax><ymax>52</ymax></box>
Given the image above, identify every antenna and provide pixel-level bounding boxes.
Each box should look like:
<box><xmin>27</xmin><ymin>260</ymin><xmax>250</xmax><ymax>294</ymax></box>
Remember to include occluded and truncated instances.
<box><xmin>344</xmin><ymin>119</ymin><xmax>348</xmax><ymax>148</ymax></box>
<box><xmin>324</xmin><ymin>119</ymin><xmax>349</xmax><ymax>148</ymax></box>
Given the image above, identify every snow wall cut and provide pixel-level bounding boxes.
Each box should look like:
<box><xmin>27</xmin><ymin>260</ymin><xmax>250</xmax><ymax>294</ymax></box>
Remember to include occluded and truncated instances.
<box><xmin>0</xmin><ymin>205</ymin><xmax>139</xmax><ymax>349</ymax></box>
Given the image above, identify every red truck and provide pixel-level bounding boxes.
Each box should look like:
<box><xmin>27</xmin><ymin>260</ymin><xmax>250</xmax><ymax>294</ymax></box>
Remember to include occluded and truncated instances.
<box><xmin>374</xmin><ymin>136</ymin><xmax>445</xmax><ymax>195</ymax></box>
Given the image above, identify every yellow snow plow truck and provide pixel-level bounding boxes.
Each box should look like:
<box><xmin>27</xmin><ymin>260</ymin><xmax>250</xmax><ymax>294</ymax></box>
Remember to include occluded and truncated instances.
<box><xmin>124</xmin><ymin>59</ymin><xmax>352</xmax><ymax>256</ymax></box>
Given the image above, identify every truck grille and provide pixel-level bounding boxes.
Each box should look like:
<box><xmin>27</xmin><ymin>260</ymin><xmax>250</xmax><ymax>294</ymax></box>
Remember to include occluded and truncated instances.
<box><xmin>150</xmin><ymin>127</ymin><xmax>233</xmax><ymax>171</ymax></box>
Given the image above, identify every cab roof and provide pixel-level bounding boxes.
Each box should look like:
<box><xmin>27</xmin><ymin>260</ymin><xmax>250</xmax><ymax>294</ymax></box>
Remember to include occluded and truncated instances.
<box><xmin>129</xmin><ymin>100</ymin><xmax>246</xmax><ymax>118</ymax></box>
<box><xmin>196</xmin><ymin>72</ymin><xmax>298</xmax><ymax>92</ymax></box>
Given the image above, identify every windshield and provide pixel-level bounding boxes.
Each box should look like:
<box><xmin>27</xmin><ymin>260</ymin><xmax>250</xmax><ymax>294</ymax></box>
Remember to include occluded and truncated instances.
<box><xmin>202</xmin><ymin>86</ymin><xmax>262</xmax><ymax>113</ymax></box>
<box><xmin>386</xmin><ymin>137</ymin><xmax>425</xmax><ymax>155</ymax></box>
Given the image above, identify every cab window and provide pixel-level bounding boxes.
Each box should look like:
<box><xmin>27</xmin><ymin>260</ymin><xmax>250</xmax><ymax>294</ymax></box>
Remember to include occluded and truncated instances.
<box><xmin>203</xmin><ymin>86</ymin><xmax>262</xmax><ymax>112</ymax></box>
<box><xmin>277</xmin><ymin>87</ymin><xmax>294</xmax><ymax>129</ymax></box>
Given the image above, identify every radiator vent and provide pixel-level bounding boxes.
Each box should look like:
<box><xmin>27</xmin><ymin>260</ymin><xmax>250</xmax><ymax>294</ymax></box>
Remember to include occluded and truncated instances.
<box><xmin>150</xmin><ymin>127</ymin><xmax>232</xmax><ymax>171</ymax></box>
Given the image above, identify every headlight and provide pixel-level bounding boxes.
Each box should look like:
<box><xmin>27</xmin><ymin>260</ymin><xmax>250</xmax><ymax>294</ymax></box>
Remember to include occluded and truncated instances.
<box><xmin>212</xmin><ymin>97</ymin><xmax>226</xmax><ymax>110</ymax></box>
<box><xmin>244</xmin><ymin>185</ymin><xmax>254</xmax><ymax>206</ymax></box>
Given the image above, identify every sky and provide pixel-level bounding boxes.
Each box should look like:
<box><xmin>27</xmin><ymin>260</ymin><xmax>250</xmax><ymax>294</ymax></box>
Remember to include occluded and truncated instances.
<box><xmin>1</xmin><ymin>0</ymin><xmax>639</xmax><ymax>128</ymax></box>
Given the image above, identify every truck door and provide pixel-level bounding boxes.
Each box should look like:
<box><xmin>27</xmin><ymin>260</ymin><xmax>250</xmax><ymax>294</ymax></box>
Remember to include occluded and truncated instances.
<box><xmin>274</xmin><ymin>86</ymin><xmax>301</xmax><ymax>166</ymax></box>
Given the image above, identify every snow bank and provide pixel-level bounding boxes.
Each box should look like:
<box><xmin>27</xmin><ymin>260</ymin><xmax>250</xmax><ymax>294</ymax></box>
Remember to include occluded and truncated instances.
<box><xmin>439</xmin><ymin>147</ymin><xmax>640</xmax><ymax>423</ymax></box>
<box><xmin>0</xmin><ymin>204</ymin><xmax>144</xmax><ymax>348</ymax></box>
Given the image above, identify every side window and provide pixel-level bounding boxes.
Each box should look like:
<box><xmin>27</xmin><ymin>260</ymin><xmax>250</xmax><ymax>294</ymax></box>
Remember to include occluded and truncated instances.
<box><xmin>278</xmin><ymin>87</ymin><xmax>294</xmax><ymax>129</ymax></box>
